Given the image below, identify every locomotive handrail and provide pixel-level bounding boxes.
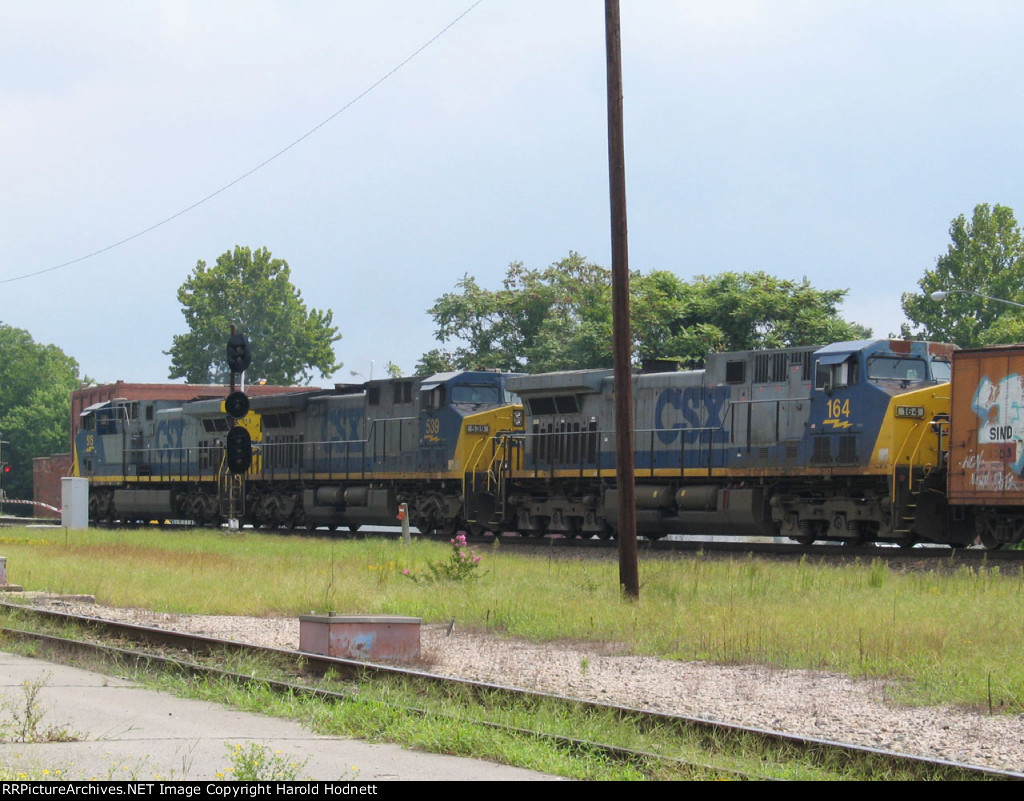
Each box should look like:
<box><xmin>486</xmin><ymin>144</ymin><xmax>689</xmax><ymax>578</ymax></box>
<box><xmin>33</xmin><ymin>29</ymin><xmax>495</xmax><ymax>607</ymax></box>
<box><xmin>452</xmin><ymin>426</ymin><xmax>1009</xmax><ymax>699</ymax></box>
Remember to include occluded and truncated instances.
<box><xmin>726</xmin><ymin>396</ymin><xmax>812</xmax><ymax>404</ymax></box>
<box><xmin>120</xmin><ymin>444</ymin><xmax>225</xmax><ymax>483</ymax></box>
<box><xmin>520</xmin><ymin>420</ymin><xmax>725</xmax><ymax>479</ymax></box>
<box><xmin>464</xmin><ymin>432</ymin><xmax>494</xmax><ymax>481</ymax></box>
<box><xmin>889</xmin><ymin>419</ymin><xmax>936</xmax><ymax>529</ymax></box>
<box><xmin>466</xmin><ymin>431</ymin><xmax>524</xmax><ymax>495</ymax></box>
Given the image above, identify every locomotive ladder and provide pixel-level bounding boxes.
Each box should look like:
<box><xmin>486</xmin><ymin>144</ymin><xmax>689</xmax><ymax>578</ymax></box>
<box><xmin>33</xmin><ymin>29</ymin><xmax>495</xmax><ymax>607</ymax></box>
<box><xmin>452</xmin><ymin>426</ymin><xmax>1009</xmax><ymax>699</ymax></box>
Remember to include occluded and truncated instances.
<box><xmin>464</xmin><ymin>433</ymin><xmax>520</xmax><ymax>527</ymax></box>
<box><xmin>890</xmin><ymin>421</ymin><xmax>934</xmax><ymax>534</ymax></box>
<box><xmin>485</xmin><ymin>434</ymin><xmax>519</xmax><ymax>524</ymax></box>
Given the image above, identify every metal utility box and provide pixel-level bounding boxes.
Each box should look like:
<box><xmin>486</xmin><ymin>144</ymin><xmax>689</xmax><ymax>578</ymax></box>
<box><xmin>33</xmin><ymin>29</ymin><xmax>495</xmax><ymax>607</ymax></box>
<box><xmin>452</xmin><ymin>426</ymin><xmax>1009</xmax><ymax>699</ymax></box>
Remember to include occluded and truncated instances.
<box><xmin>298</xmin><ymin>614</ymin><xmax>421</xmax><ymax>662</ymax></box>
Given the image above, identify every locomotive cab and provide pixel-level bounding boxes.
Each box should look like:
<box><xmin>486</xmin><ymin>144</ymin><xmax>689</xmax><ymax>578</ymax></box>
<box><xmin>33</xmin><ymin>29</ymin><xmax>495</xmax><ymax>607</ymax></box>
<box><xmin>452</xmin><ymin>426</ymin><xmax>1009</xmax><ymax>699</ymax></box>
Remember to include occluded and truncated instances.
<box><xmin>791</xmin><ymin>339</ymin><xmax>960</xmax><ymax>545</ymax></box>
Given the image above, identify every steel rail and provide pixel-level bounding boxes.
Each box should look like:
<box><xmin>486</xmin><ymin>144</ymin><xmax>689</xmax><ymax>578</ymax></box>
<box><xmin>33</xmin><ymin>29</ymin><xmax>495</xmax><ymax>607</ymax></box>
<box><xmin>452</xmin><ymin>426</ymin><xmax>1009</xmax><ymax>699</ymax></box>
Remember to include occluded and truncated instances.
<box><xmin>0</xmin><ymin>603</ymin><xmax>1017</xmax><ymax>781</ymax></box>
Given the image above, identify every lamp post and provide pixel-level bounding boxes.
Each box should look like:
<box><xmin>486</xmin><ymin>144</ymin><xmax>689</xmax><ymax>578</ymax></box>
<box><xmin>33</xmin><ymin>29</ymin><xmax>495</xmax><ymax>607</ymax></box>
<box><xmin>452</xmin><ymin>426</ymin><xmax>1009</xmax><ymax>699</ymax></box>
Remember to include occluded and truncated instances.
<box><xmin>930</xmin><ymin>289</ymin><xmax>1024</xmax><ymax>309</ymax></box>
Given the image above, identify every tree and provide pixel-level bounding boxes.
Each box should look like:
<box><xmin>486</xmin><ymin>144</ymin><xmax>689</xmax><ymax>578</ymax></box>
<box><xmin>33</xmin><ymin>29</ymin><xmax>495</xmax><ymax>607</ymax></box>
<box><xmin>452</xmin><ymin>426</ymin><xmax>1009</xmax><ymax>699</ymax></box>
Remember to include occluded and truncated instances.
<box><xmin>635</xmin><ymin>271</ymin><xmax>870</xmax><ymax>364</ymax></box>
<box><xmin>901</xmin><ymin>204</ymin><xmax>1024</xmax><ymax>348</ymax></box>
<box><xmin>420</xmin><ymin>255</ymin><xmax>869</xmax><ymax>373</ymax></box>
<box><xmin>0</xmin><ymin>324</ymin><xmax>83</xmax><ymax>500</ymax></box>
<box><xmin>419</xmin><ymin>253</ymin><xmax>613</xmax><ymax>374</ymax></box>
<box><xmin>166</xmin><ymin>246</ymin><xmax>342</xmax><ymax>384</ymax></box>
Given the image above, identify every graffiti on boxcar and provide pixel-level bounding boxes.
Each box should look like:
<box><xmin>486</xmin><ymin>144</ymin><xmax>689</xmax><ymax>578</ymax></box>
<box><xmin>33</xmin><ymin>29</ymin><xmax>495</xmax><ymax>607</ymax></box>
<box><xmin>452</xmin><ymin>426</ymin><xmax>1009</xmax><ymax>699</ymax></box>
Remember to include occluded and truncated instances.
<box><xmin>970</xmin><ymin>373</ymin><xmax>1024</xmax><ymax>475</ymax></box>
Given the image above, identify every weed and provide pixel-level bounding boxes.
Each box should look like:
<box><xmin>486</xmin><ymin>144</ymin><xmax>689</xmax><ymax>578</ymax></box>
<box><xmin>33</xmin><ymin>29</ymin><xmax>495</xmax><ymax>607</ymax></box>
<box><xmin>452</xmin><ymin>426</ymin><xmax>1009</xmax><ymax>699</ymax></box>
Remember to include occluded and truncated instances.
<box><xmin>0</xmin><ymin>673</ymin><xmax>78</xmax><ymax>744</ymax></box>
<box><xmin>402</xmin><ymin>534</ymin><xmax>486</xmax><ymax>584</ymax></box>
<box><xmin>219</xmin><ymin>743</ymin><xmax>310</xmax><ymax>781</ymax></box>
<box><xmin>868</xmin><ymin>558</ymin><xmax>887</xmax><ymax>589</ymax></box>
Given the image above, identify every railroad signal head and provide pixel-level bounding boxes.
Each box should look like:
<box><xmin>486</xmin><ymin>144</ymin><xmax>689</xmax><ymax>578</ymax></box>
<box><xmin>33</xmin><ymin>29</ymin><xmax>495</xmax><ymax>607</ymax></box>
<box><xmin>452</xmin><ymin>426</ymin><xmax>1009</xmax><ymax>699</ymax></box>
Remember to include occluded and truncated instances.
<box><xmin>226</xmin><ymin>332</ymin><xmax>252</xmax><ymax>374</ymax></box>
<box><xmin>225</xmin><ymin>426</ymin><xmax>252</xmax><ymax>474</ymax></box>
<box><xmin>224</xmin><ymin>390</ymin><xmax>250</xmax><ymax>420</ymax></box>
<box><xmin>1</xmin><ymin>464</ymin><xmax>9</xmax><ymax>475</ymax></box>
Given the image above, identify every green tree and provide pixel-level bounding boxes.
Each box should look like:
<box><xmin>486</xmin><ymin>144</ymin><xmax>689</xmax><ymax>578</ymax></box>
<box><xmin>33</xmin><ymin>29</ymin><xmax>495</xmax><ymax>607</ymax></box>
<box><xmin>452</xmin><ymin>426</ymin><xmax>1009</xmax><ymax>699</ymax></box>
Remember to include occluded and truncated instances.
<box><xmin>422</xmin><ymin>253</ymin><xmax>613</xmax><ymax>373</ymax></box>
<box><xmin>414</xmin><ymin>349</ymin><xmax>458</xmax><ymax>376</ymax></box>
<box><xmin>638</xmin><ymin>271</ymin><xmax>870</xmax><ymax>364</ymax></box>
<box><xmin>421</xmin><ymin>255</ymin><xmax>868</xmax><ymax>372</ymax></box>
<box><xmin>0</xmin><ymin>325</ymin><xmax>83</xmax><ymax>500</ymax></box>
<box><xmin>901</xmin><ymin>203</ymin><xmax>1024</xmax><ymax>348</ymax></box>
<box><xmin>166</xmin><ymin>246</ymin><xmax>341</xmax><ymax>384</ymax></box>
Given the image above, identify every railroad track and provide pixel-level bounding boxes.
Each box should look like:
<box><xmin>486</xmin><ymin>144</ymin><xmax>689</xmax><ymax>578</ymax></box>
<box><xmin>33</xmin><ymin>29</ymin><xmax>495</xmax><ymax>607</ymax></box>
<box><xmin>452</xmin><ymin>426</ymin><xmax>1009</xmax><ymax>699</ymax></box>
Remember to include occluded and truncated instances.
<box><xmin>10</xmin><ymin>516</ymin><xmax>1023</xmax><ymax>567</ymax></box>
<box><xmin>0</xmin><ymin>602</ymin><xmax>1016</xmax><ymax>781</ymax></box>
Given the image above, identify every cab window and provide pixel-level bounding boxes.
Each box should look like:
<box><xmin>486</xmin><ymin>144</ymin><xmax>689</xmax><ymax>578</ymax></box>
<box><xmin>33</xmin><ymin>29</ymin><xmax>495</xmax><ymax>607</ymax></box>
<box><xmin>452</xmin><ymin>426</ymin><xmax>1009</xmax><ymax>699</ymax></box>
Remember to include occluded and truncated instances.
<box><xmin>867</xmin><ymin>356</ymin><xmax>927</xmax><ymax>382</ymax></box>
<box><xmin>815</xmin><ymin>358</ymin><xmax>858</xmax><ymax>391</ymax></box>
<box><xmin>931</xmin><ymin>358</ymin><xmax>951</xmax><ymax>382</ymax></box>
<box><xmin>450</xmin><ymin>384</ymin><xmax>500</xmax><ymax>404</ymax></box>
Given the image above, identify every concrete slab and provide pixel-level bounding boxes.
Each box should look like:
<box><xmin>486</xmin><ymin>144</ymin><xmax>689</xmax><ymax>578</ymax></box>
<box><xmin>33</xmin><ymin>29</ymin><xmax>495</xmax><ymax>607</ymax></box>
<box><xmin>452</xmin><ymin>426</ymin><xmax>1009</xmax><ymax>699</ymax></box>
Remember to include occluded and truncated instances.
<box><xmin>0</xmin><ymin>652</ymin><xmax>562</xmax><ymax>781</ymax></box>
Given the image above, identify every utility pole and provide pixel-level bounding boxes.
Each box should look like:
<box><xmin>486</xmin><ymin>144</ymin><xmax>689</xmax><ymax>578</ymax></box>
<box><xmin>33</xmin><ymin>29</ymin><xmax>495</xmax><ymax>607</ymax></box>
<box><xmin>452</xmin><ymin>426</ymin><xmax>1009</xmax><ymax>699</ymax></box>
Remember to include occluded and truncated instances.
<box><xmin>0</xmin><ymin>436</ymin><xmax>8</xmax><ymax>515</ymax></box>
<box><xmin>605</xmin><ymin>0</ymin><xmax>639</xmax><ymax>599</ymax></box>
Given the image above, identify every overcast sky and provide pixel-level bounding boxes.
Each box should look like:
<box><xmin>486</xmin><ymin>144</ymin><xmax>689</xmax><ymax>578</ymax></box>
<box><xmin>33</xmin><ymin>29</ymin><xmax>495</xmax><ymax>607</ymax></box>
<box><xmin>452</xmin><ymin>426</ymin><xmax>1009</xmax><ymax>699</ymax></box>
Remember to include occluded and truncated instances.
<box><xmin>3</xmin><ymin>1</ymin><xmax>1023</xmax><ymax>385</ymax></box>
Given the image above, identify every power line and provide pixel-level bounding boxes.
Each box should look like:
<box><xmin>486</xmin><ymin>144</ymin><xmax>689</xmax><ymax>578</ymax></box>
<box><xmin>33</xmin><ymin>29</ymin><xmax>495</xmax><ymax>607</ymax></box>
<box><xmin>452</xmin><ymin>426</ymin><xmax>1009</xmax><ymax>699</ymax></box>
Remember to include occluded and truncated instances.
<box><xmin>1</xmin><ymin>0</ymin><xmax>484</xmax><ymax>287</ymax></box>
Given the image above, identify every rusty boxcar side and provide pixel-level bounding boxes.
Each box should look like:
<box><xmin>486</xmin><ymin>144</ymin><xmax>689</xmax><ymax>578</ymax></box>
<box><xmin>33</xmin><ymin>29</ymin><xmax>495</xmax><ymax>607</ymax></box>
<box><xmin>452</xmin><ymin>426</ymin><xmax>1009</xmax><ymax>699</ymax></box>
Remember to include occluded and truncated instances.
<box><xmin>950</xmin><ymin>345</ymin><xmax>1024</xmax><ymax>508</ymax></box>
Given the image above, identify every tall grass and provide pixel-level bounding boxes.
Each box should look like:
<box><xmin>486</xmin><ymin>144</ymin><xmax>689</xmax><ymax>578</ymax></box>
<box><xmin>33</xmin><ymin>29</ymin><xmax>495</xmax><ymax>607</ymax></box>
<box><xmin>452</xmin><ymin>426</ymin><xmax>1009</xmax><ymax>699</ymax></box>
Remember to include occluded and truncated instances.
<box><xmin>1</xmin><ymin>526</ymin><xmax>1021</xmax><ymax>710</ymax></box>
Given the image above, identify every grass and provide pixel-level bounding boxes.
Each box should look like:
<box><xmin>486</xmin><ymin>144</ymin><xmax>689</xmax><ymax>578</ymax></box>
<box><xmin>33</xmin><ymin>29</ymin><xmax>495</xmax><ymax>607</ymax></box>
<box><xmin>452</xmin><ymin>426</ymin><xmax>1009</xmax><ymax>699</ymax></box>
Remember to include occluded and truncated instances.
<box><xmin>139</xmin><ymin>661</ymin><xmax>950</xmax><ymax>780</ymax></box>
<box><xmin>0</xmin><ymin>525</ymin><xmax>1021</xmax><ymax>713</ymax></box>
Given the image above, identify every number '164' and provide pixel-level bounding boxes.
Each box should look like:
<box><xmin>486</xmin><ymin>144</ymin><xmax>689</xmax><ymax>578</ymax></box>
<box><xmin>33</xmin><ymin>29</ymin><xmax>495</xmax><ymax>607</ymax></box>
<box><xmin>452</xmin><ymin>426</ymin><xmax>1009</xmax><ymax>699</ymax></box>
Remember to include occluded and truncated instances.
<box><xmin>827</xmin><ymin>398</ymin><xmax>850</xmax><ymax>418</ymax></box>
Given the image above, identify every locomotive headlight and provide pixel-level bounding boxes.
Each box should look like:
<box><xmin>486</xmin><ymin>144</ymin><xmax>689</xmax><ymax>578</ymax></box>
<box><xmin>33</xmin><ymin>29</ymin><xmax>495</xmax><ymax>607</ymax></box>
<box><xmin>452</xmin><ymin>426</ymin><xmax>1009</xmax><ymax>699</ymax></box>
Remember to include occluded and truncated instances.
<box><xmin>512</xmin><ymin>410</ymin><xmax>524</xmax><ymax>427</ymax></box>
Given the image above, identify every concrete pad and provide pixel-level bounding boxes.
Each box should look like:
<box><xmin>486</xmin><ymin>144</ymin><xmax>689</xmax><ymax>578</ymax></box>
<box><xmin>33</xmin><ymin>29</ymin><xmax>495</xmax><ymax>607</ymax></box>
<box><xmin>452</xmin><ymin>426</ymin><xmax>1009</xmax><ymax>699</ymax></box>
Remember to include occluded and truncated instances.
<box><xmin>0</xmin><ymin>652</ymin><xmax>562</xmax><ymax>781</ymax></box>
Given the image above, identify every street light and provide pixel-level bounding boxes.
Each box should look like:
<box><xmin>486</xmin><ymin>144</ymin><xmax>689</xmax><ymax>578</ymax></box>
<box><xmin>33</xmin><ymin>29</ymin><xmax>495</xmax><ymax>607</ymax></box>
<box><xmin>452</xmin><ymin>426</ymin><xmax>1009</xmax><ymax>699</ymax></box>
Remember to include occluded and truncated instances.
<box><xmin>930</xmin><ymin>289</ymin><xmax>1024</xmax><ymax>309</ymax></box>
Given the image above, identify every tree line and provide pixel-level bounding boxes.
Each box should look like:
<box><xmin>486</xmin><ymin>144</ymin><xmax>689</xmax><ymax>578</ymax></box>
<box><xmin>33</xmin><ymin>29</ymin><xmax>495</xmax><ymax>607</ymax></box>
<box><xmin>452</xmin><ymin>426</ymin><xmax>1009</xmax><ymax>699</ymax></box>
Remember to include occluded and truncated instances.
<box><xmin>4</xmin><ymin>202</ymin><xmax>1023</xmax><ymax>499</ymax></box>
<box><xmin>416</xmin><ymin>254</ymin><xmax>869</xmax><ymax>375</ymax></box>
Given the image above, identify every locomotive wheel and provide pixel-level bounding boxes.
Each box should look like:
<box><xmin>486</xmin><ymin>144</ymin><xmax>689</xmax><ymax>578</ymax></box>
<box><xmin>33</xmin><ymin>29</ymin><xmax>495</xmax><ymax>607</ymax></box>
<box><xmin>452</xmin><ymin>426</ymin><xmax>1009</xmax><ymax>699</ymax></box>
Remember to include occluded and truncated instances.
<box><xmin>843</xmin><ymin>522</ymin><xmax>867</xmax><ymax>547</ymax></box>
<box><xmin>979</xmin><ymin>530</ymin><xmax>1002</xmax><ymax>550</ymax></box>
<box><xmin>441</xmin><ymin>518</ymin><xmax>461</xmax><ymax>539</ymax></box>
<box><xmin>792</xmin><ymin>519</ymin><xmax>819</xmax><ymax>546</ymax></box>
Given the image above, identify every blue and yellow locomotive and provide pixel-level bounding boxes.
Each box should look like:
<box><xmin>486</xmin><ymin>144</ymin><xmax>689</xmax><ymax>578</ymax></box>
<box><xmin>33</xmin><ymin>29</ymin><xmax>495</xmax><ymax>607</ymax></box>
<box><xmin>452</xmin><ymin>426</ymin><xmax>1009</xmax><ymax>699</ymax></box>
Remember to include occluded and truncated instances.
<box><xmin>74</xmin><ymin>339</ymin><xmax>967</xmax><ymax>546</ymax></box>
<box><xmin>501</xmin><ymin>338</ymin><xmax>959</xmax><ymax>545</ymax></box>
<box><xmin>74</xmin><ymin>370</ymin><xmax>522</xmax><ymax>533</ymax></box>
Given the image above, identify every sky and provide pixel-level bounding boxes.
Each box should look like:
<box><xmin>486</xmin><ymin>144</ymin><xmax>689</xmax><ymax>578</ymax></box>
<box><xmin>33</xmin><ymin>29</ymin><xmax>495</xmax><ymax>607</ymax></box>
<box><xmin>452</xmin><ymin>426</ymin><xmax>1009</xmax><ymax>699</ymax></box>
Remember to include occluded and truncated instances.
<box><xmin>3</xmin><ymin>1</ymin><xmax>1024</xmax><ymax>386</ymax></box>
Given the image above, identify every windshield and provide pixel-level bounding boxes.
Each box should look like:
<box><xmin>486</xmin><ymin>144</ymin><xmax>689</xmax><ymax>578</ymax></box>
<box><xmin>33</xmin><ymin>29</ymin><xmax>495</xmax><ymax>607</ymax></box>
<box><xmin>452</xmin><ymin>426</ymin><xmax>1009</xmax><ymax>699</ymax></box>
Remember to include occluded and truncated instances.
<box><xmin>867</xmin><ymin>355</ymin><xmax>927</xmax><ymax>382</ymax></box>
<box><xmin>450</xmin><ymin>384</ymin><xmax>501</xmax><ymax>405</ymax></box>
<box><xmin>931</xmin><ymin>358</ymin><xmax>951</xmax><ymax>382</ymax></box>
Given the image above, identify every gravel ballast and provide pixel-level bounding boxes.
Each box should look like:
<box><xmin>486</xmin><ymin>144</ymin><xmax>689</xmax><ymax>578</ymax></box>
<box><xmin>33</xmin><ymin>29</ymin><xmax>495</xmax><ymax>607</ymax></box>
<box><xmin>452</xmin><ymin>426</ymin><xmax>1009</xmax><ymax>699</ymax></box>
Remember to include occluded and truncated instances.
<box><xmin>22</xmin><ymin>597</ymin><xmax>1024</xmax><ymax>774</ymax></box>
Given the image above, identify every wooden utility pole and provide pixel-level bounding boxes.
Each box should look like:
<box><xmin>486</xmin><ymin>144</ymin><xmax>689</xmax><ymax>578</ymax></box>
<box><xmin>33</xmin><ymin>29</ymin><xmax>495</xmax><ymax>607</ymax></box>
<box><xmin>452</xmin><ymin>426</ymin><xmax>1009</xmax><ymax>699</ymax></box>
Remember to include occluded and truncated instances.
<box><xmin>605</xmin><ymin>0</ymin><xmax>639</xmax><ymax>598</ymax></box>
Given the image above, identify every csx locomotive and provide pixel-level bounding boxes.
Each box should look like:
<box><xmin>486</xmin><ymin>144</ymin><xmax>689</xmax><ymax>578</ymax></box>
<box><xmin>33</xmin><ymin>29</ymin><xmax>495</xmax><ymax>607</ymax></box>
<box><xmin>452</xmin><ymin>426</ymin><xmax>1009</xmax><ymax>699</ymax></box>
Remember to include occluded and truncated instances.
<box><xmin>75</xmin><ymin>337</ymin><xmax>1010</xmax><ymax>547</ymax></box>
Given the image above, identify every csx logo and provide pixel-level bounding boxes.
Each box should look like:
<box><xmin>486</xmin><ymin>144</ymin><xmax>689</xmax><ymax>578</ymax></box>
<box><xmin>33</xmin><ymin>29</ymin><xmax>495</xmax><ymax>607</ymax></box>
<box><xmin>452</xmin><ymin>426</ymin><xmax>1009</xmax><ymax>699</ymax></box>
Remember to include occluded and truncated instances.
<box><xmin>654</xmin><ymin>386</ymin><xmax>729</xmax><ymax>445</ymax></box>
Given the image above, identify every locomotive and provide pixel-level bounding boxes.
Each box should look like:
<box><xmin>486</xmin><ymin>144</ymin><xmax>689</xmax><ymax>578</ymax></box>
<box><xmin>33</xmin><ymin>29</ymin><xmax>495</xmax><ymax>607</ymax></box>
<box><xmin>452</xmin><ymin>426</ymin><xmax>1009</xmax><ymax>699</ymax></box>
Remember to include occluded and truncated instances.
<box><xmin>71</xmin><ymin>337</ymin><xmax>1024</xmax><ymax>547</ymax></box>
<box><xmin>74</xmin><ymin>370</ymin><xmax>522</xmax><ymax>535</ymax></box>
<box><xmin>504</xmin><ymin>338</ymin><xmax>958</xmax><ymax>545</ymax></box>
